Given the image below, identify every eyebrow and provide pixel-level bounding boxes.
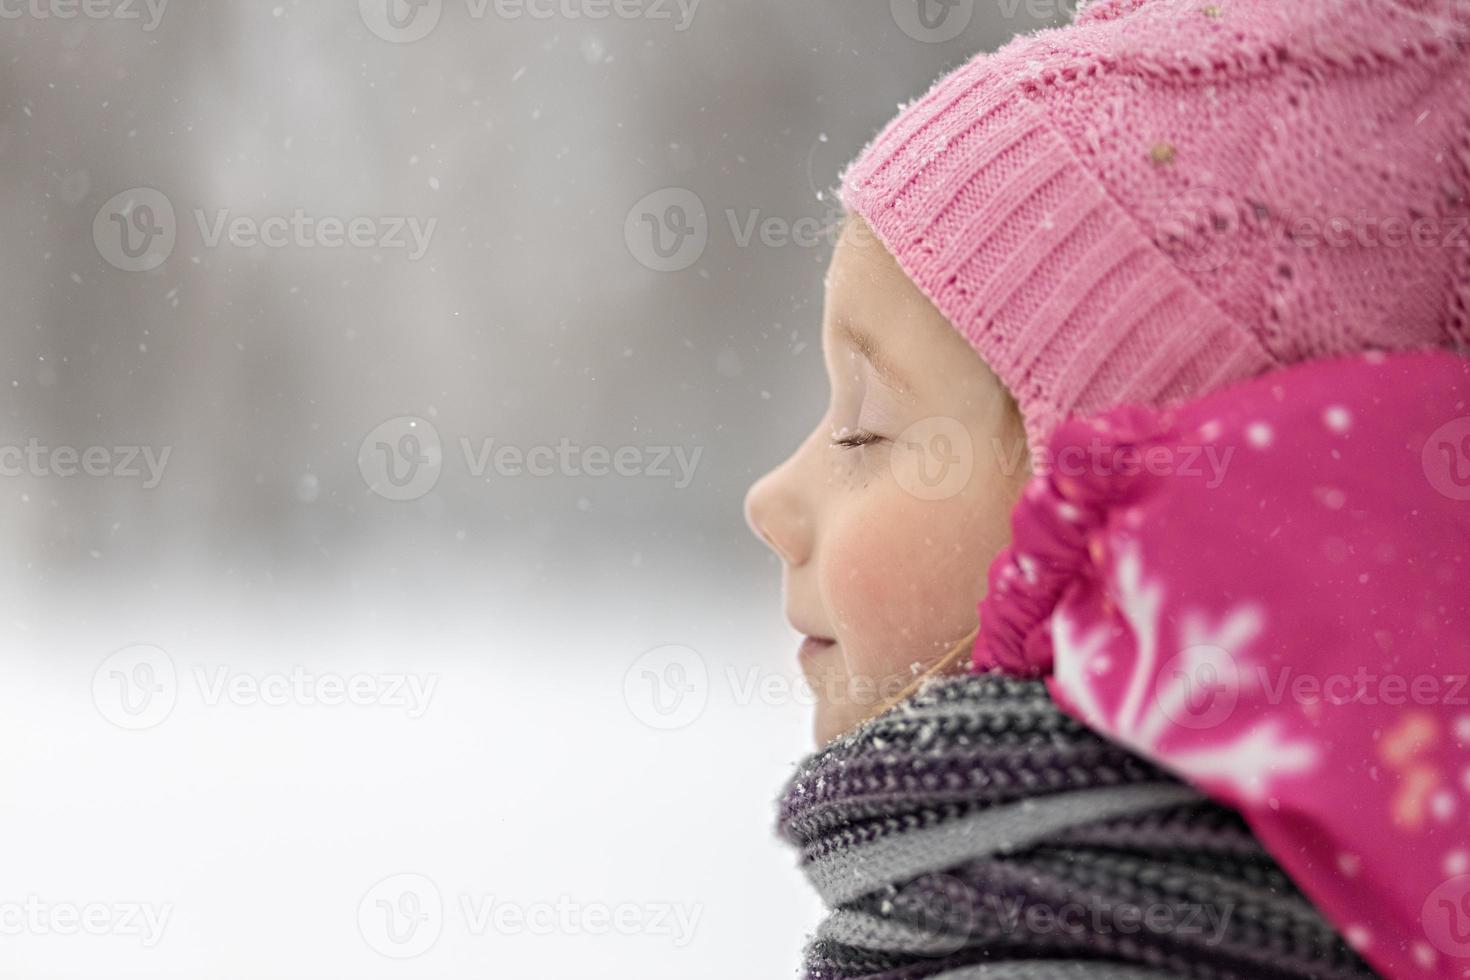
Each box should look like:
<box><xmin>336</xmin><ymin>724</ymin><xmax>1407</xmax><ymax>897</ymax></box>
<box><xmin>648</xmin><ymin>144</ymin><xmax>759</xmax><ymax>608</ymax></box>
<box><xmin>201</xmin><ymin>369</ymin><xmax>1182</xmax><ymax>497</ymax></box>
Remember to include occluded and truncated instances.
<box><xmin>840</xmin><ymin>318</ymin><xmax>913</xmax><ymax>396</ymax></box>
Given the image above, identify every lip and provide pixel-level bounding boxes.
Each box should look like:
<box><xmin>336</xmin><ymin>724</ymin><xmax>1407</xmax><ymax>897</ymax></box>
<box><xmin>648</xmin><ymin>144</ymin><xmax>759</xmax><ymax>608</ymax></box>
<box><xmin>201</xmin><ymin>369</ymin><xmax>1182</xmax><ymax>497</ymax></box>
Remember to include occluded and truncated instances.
<box><xmin>798</xmin><ymin>636</ymin><xmax>836</xmax><ymax>658</ymax></box>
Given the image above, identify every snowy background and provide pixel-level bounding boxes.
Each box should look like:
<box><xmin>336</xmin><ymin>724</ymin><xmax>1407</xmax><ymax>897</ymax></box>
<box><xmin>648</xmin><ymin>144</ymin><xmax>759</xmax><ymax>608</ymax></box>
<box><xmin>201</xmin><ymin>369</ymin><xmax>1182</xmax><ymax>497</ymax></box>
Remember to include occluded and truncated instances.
<box><xmin>0</xmin><ymin>1</ymin><xmax>1059</xmax><ymax>976</ymax></box>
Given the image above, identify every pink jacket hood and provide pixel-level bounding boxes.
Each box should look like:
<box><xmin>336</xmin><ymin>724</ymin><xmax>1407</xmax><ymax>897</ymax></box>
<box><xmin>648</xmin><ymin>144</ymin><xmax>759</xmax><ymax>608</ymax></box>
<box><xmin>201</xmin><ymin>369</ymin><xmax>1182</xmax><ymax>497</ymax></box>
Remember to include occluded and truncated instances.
<box><xmin>977</xmin><ymin>349</ymin><xmax>1470</xmax><ymax>979</ymax></box>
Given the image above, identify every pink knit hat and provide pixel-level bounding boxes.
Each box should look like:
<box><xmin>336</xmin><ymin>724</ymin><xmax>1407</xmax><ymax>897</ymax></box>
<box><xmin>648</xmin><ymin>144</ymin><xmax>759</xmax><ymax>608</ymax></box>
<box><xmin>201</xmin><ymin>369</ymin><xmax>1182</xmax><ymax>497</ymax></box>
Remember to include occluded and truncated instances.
<box><xmin>841</xmin><ymin>0</ymin><xmax>1470</xmax><ymax>447</ymax></box>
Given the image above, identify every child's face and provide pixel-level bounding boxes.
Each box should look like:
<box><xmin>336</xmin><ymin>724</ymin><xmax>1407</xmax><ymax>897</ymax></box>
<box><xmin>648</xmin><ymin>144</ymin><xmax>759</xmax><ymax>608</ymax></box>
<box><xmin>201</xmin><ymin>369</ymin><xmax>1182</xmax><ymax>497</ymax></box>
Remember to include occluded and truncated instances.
<box><xmin>745</xmin><ymin>216</ymin><xmax>1031</xmax><ymax>746</ymax></box>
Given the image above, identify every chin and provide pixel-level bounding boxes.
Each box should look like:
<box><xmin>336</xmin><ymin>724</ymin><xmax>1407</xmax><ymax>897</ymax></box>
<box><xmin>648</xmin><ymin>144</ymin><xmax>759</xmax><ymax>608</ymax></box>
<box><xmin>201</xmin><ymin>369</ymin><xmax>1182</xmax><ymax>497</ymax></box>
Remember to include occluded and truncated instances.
<box><xmin>811</xmin><ymin>702</ymin><xmax>857</xmax><ymax>748</ymax></box>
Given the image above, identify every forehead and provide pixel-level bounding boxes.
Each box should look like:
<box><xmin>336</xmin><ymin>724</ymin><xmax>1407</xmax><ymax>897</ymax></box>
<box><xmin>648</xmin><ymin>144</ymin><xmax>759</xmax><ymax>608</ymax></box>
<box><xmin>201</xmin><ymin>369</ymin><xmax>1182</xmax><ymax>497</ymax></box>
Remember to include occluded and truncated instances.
<box><xmin>822</xmin><ymin>217</ymin><xmax>954</xmax><ymax>353</ymax></box>
<box><xmin>824</xmin><ymin>217</ymin><xmax>899</xmax><ymax>305</ymax></box>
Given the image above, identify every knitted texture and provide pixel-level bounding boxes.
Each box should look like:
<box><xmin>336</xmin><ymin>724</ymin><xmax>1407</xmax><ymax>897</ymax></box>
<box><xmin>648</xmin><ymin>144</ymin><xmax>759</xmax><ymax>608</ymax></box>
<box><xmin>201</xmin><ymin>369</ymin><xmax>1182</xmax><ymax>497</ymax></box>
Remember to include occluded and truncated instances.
<box><xmin>840</xmin><ymin>0</ymin><xmax>1470</xmax><ymax>447</ymax></box>
<box><xmin>775</xmin><ymin>673</ymin><xmax>1379</xmax><ymax>980</ymax></box>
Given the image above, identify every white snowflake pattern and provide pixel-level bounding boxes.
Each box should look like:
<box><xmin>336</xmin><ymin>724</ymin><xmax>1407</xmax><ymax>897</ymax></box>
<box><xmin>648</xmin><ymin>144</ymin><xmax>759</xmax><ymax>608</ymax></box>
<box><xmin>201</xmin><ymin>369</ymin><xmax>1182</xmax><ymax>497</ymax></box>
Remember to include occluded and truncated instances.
<box><xmin>1051</xmin><ymin>542</ymin><xmax>1320</xmax><ymax>802</ymax></box>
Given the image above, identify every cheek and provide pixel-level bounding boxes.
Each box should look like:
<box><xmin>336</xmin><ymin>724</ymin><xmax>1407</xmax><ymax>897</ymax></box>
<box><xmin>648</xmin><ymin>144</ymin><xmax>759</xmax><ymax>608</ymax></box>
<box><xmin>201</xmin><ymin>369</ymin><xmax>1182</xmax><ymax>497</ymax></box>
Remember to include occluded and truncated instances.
<box><xmin>818</xmin><ymin>484</ymin><xmax>994</xmax><ymax>671</ymax></box>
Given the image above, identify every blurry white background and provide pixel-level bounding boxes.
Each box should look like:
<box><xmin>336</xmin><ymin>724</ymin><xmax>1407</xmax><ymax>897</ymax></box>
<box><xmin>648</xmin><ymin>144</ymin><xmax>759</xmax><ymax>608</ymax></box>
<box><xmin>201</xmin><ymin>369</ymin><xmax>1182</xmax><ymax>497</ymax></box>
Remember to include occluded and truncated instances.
<box><xmin>0</xmin><ymin>1</ymin><xmax>1059</xmax><ymax>975</ymax></box>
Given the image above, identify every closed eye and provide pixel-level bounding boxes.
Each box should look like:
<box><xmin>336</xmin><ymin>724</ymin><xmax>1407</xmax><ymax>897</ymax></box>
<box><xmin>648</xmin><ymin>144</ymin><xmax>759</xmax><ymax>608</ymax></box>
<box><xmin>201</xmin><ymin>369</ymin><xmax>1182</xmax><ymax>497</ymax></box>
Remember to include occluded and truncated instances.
<box><xmin>830</xmin><ymin>429</ymin><xmax>885</xmax><ymax>450</ymax></box>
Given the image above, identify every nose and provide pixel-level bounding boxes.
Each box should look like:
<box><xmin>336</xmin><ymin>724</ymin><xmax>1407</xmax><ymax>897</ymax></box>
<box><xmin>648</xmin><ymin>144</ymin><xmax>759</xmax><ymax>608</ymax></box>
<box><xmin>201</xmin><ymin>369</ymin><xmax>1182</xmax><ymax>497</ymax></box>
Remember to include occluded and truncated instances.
<box><xmin>744</xmin><ymin>457</ymin><xmax>812</xmax><ymax>567</ymax></box>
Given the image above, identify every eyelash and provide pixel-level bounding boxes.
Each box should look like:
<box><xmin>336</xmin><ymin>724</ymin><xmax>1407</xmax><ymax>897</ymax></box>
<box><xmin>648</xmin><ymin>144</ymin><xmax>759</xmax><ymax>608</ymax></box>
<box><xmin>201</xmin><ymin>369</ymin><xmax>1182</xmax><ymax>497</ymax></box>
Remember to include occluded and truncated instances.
<box><xmin>831</xmin><ymin>429</ymin><xmax>885</xmax><ymax>450</ymax></box>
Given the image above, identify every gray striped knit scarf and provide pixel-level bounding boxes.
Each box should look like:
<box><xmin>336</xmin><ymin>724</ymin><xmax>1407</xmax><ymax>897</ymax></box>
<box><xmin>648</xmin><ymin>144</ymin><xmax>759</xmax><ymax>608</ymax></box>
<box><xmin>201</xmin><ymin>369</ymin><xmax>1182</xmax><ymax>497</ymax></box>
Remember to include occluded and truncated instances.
<box><xmin>775</xmin><ymin>673</ymin><xmax>1379</xmax><ymax>980</ymax></box>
